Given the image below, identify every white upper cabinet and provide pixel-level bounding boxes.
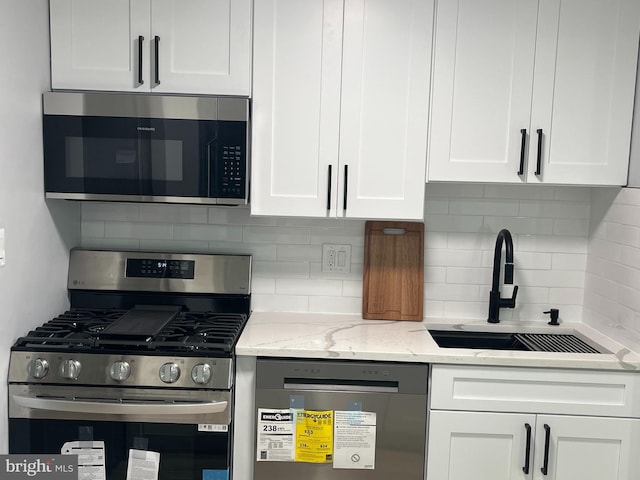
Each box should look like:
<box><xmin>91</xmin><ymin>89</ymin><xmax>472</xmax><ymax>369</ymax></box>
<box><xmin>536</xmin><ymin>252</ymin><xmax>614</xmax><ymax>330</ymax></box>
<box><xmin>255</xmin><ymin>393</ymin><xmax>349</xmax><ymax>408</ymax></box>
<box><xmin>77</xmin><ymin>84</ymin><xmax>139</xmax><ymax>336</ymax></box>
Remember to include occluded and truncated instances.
<box><xmin>428</xmin><ymin>0</ymin><xmax>538</xmax><ymax>183</ymax></box>
<box><xmin>428</xmin><ymin>0</ymin><xmax>640</xmax><ymax>185</ymax></box>
<box><xmin>251</xmin><ymin>0</ymin><xmax>433</xmax><ymax>219</ymax></box>
<box><xmin>49</xmin><ymin>0</ymin><xmax>251</xmax><ymax>95</ymax></box>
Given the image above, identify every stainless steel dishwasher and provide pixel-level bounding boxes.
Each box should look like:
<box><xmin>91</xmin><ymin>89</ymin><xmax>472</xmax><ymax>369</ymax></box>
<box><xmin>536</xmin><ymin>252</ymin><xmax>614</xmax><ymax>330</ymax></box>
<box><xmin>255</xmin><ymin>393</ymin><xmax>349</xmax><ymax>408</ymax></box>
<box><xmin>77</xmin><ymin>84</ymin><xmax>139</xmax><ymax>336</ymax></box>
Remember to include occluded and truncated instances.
<box><xmin>254</xmin><ymin>358</ymin><xmax>428</xmax><ymax>480</ymax></box>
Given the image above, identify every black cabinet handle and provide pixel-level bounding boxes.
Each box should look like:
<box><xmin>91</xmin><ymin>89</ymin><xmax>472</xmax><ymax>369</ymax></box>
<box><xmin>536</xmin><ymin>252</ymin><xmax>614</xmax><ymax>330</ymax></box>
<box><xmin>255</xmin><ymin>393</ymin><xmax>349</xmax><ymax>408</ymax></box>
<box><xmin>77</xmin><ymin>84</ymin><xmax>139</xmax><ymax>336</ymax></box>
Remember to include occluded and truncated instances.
<box><xmin>522</xmin><ymin>423</ymin><xmax>532</xmax><ymax>474</ymax></box>
<box><xmin>518</xmin><ymin>129</ymin><xmax>526</xmax><ymax>175</ymax></box>
<box><xmin>154</xmin><ymin>36</ymin><xmax>160</xmax><ymax>85</ymax></box>
<box><xmin>138</xmin><ymin>35</ymin><xmax>144</xmax><ymax>85</ymax></box>
<box><xmin>343</xmin><ymin>165</ymin><xmax>349</xmax><ymax>211</ymax></box>
<box><xmin>327</xmin><ymin>165</ymin><xmax>332</xmax><ymax>211</ymax></box>
<box><xmin>535</xmin><ymin>128</ymin><xmax>543</xmax><ymax>175</ymax></box>
<box><xmin>541</xmin><ymin>423</ymin><xmax>551</xmax><ymax>475</ymax></box>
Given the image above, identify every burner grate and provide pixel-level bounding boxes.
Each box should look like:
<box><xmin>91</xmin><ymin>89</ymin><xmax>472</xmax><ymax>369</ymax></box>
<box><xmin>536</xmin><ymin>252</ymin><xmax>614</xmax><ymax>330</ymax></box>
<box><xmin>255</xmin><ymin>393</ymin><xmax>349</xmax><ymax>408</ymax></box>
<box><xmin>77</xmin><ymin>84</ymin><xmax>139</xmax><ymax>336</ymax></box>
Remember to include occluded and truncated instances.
<box><xmin>12</xmin><ymin>308</ymin><xmax>248</xmax><ymax>356</ymax></box>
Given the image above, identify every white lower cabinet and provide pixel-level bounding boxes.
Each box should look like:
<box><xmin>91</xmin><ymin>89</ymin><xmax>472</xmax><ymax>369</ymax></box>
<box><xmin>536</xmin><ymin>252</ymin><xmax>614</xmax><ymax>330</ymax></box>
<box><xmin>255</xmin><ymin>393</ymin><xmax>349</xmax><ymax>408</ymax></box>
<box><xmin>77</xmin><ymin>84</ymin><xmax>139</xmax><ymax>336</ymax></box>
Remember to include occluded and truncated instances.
<box><xmin>428</xmin><ymin>410</ymin><xmax>535</xmax><ymax>479</ymax></box>
<box><xmin>428</xmin><ymin>411</ymin><xmax>640</xmax><ymax>480</ymax></box>
<box><xmin>427</xmin><ymin>365</ymin><xmax>640</xmax><ymax>480</ymax></box>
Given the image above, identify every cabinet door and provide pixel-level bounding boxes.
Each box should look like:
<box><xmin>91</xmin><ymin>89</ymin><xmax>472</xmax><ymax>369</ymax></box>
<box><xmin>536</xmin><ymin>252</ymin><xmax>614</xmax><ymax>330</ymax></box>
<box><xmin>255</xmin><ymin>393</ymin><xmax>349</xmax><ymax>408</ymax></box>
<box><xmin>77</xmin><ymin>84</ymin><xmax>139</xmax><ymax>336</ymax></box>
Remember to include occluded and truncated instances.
<box><xmin>151</xmin><ymin>0</ymin><xmax>251</xmax><ymax>95</ymax></box>
<box><xmin>427</xmin><ymin>410</ymin><xmax>535</xmax><ymax>480</ymax></box>
<box><xmin>338</xmin><ymin>0</ymin><xmax>432</xmax><ymax>220</ymax></box>
<box><xmin>534</xmin><ymin>415</ymin><xmax>640</xmax><ymax>480</ymax></box>
<box><xmin>529</xmin><ymin>0</ymin><xmax>640</xmax><ymax>185</ymax></box>
<box><xmin>427</xmin><ymin>0</ymin><xmax>539</xmax><ymax>182</ymax></box>
<box><xmin>50</xmin><ymin>0</ymin><xmax>150</xmax><ymax>91</ymax></box>
<box><xmin>251</xmin><ymin>0</ymin><xmax>343</xmax><ymax>217</ymax></box>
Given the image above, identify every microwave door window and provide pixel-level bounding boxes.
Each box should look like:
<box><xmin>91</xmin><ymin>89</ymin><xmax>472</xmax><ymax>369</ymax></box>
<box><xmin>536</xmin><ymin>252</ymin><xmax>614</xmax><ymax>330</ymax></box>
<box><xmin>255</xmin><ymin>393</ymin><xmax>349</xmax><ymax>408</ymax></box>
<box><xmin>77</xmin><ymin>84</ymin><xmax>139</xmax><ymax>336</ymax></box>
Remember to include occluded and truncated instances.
<box><xmin>65</xmin><ymin>137</ymin><xmax>141</xmax><ymax>182</ymax></box>
<box><xmin>145</xmin><ymin>118</ymin><xmax>210</xmax><ymax>198</ymax></box>
<box><xmin>150</xmin><ymin>139</ymin><xmax>184</xmax><ymax>183</ymax></box>
<box><xmin>43</xmin><ymin>114</ymin><xmax>214</xmax><ymax>199</ymax></box>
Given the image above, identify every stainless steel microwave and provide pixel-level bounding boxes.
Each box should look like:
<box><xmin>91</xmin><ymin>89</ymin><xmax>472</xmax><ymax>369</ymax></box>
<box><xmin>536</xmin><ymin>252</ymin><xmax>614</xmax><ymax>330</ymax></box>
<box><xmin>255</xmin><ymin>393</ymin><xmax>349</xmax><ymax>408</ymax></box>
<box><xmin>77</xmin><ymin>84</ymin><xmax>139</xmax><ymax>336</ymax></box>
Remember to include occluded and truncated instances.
<box><xmin>42</xmin><ymin>91</ymin><xmax>249</xmax><ymax>205</ymax></box>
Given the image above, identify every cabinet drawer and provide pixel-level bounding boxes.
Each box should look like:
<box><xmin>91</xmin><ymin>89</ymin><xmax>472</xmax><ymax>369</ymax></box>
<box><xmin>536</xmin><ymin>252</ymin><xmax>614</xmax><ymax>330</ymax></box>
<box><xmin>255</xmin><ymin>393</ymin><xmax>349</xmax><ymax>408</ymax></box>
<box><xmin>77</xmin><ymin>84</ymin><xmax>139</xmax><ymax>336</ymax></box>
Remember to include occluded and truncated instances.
<box><xmin>430</xmin><ymin>364</ymin><xmax>640</xmax><ymax>417</ymax></box>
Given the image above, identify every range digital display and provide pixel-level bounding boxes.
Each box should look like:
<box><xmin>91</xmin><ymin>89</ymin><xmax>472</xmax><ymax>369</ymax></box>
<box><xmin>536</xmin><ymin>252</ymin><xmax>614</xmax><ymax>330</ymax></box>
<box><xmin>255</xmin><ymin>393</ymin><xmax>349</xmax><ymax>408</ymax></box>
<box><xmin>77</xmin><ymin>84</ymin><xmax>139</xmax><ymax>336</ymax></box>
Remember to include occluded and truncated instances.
<box><xmin>126</xmin><ymin>258</ymin><xmax>195</xmax><ymax>279</ymax></box>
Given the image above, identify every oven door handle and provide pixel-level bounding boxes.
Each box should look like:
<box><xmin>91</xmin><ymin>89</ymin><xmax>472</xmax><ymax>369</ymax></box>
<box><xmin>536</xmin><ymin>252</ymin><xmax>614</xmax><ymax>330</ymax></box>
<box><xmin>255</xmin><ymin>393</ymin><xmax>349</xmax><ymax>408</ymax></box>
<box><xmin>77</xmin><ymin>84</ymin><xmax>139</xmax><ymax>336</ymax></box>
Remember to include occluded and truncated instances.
<box><xmin>12</xmin><ymin>395</ymin><xmax>228</xmax><ymax>416</ymax></box>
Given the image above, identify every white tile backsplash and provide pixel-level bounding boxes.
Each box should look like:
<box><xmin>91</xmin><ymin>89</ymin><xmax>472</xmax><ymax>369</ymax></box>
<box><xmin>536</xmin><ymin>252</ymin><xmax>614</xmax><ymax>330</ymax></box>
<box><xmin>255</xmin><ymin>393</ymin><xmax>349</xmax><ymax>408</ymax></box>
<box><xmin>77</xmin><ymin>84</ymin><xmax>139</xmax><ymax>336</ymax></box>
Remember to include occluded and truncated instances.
<box><xmin>552</xmin><ymin>218</ymin><xmax>590</xmax><ymax>236</ymax></box>
<box><xmin>584</xmin><ymin>187</ymin><xmax>640</xmax><ymax>351</ymax></box>
<box><xmin>139</xmin><ymin>204</ymin><xmax>208</xmax><ymax>224</ymax></box>
<box><xmin>174</xmin><ymin>224</ymin><xmax>243</xmax><ymax>242</ymax></box>
<box><xmin>81</xmin><ymin>184</ymin><xmax>592</xmax><ymax>319</ymax></box>
<box><xmin>482</xmin><ymin>216</ymin><xmax>554</xmax><ymax>235</ymax></box>
<box><xmin>276</xmin><ymin>278</ymin><xmax>343</xmax><ymax>296</ymax></box>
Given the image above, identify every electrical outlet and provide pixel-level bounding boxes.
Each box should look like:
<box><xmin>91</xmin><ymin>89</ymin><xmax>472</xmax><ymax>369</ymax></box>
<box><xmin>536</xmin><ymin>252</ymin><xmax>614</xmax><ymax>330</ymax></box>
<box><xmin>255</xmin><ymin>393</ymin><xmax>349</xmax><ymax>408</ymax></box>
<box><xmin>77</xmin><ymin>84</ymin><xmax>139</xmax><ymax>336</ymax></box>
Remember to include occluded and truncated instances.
<box><xmin>322</xmin><ymin>244</ymin><xmax>351</xmax><ymax>273</ymax></box>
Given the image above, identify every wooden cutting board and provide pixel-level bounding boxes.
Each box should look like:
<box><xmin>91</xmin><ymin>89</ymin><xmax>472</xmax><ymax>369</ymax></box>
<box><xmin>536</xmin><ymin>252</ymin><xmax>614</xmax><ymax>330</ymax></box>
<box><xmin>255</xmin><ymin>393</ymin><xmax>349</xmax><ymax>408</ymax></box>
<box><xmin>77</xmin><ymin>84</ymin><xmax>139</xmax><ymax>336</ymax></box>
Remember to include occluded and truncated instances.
<box><xmin>362</xmin><ymin>221</ymin><xmax>424</xmax><ymax>321</ymax></box>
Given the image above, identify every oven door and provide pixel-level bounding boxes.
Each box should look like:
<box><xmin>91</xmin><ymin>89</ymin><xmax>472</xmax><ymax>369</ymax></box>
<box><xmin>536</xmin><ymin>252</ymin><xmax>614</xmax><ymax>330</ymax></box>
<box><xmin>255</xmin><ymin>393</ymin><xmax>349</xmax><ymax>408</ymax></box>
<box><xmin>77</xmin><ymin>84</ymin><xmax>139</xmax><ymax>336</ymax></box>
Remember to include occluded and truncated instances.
<box><xmin>9</xmin><ymin>384</ymin><xmax>233</xmax><ymax>480</ymax></box>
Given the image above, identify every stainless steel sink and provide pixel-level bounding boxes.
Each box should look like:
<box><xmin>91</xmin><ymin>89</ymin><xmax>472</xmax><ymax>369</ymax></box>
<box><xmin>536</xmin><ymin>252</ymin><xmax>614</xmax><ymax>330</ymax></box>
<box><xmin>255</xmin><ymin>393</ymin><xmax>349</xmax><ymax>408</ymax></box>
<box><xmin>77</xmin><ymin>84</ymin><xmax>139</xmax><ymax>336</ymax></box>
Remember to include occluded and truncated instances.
<box><xmin>428</xmin><ymin>329</ymin><xmax>605</xmax><ymax>353</ymax></box>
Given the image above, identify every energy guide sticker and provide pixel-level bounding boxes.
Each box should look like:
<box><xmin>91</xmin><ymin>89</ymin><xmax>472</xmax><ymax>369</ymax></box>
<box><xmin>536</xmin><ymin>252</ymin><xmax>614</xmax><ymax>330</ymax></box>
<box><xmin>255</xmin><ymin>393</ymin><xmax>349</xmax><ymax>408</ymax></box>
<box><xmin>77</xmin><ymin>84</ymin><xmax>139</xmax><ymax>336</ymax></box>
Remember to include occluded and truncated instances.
<box><xmin>256</xmin><ymin>408</ymin><xmax>295</xmax><ymax>461</ymax></box>
<box><xmin>295</xmin><ymin>410</ymin><xmax>333</xmax><ymax>463</ymax></box>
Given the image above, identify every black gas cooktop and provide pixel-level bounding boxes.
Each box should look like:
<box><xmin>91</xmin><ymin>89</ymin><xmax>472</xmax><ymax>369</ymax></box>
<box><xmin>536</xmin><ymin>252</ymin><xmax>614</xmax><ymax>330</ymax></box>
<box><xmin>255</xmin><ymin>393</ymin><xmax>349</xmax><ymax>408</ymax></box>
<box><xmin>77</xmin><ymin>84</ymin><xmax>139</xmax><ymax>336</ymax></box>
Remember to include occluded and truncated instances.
<box><xmin>12</xmin><ymin>307</ymin><xmax>249</xmax><ymax>356</ymax></box>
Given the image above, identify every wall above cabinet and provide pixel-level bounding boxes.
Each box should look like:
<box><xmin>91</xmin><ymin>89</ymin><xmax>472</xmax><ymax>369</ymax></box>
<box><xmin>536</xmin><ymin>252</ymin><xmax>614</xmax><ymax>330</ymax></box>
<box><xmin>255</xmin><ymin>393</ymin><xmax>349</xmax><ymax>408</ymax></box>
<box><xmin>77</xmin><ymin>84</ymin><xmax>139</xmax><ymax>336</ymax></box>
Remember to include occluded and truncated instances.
<box><xmin>49</xmin><ymin>0</ymin><xmax>251</xmax><ymax>96</ymax></box>
<box><xmin>427</xmin><ymin>0</ymin><xmax>640</xmax><ymax>186</ymax></box>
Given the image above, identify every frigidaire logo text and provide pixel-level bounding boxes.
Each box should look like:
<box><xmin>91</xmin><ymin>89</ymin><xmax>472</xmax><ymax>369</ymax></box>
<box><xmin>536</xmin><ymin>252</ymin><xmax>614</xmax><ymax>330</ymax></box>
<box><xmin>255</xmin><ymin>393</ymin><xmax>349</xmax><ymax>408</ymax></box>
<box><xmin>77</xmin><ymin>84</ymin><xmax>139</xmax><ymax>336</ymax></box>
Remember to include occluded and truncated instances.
<box><xmin>136</xmin><ymin>126</ymin><xmax>156</xmax><ymax>132</ymax></box>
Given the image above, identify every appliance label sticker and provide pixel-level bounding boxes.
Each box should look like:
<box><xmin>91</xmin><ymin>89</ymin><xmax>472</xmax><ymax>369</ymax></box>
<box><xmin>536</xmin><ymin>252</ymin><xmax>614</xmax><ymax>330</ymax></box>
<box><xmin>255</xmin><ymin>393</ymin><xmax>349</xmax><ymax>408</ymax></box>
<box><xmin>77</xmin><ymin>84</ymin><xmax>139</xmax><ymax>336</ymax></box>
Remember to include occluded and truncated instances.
<box><xmin>294</xmin><ymin>410</ymin><xmax>334</xmax><ymax>463</ymax></box>
<box><xmin>61</xmin><ymin>440</ymin><xmax>106</xmax><ymax>480</ymax></box>
<box><xmin>333</xmin><ymin>411</ymin><xmax>377</xmax><ymax>470</ymax></box>
<box><xmin>198</xmin><ymin>424</ymin><xmax>229</xmax><ymax>433</ymax></box>
<box><xmin>256</xmin><ymin>408</ymin><xmax>295</xmax><ymax>462</ymax></box>
<box><xmin>126</xmin><ymin>449</ymin><xmax>159</xmax><ymax>480</ymax></box>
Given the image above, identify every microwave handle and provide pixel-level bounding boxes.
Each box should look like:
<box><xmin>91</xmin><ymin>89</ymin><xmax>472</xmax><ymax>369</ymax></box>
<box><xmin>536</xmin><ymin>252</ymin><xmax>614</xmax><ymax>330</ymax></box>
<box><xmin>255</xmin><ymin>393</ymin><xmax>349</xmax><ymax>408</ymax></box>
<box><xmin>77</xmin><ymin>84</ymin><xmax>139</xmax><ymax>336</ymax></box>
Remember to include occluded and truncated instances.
<box><xmin>12</xmin><ymin>394</ymin><xmax>228</xmax><ymax>416</ymax></box>
<box><xmin>207</xmin><ymin>140</ymin><xmax>214</xmax><ymax>196</ymax></box>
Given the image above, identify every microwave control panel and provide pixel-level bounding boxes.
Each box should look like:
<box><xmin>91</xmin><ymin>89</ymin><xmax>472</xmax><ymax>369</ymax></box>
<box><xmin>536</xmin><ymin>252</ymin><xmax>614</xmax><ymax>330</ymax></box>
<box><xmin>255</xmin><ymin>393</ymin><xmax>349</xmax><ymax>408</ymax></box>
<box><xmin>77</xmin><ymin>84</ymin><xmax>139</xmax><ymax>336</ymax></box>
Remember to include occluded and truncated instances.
<box><xmin>221</xmin><ymin>145</ymin><xmax>244</xmax><ymax>196</ymax></box>
<box><xmin>211</xmin><ymin>122</ymin><xmax>247</xmax><ymax>201</ymax></box>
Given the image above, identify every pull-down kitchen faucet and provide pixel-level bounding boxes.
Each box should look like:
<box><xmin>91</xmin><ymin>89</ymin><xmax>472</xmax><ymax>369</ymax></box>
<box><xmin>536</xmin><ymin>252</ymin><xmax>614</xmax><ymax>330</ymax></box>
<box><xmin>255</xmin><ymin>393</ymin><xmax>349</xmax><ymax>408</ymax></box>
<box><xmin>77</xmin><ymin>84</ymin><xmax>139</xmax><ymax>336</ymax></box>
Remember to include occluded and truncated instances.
<box><xmin>488</xmin><ymin>229</ymin><xmax>519</xmax><ymax>323</ymax></box>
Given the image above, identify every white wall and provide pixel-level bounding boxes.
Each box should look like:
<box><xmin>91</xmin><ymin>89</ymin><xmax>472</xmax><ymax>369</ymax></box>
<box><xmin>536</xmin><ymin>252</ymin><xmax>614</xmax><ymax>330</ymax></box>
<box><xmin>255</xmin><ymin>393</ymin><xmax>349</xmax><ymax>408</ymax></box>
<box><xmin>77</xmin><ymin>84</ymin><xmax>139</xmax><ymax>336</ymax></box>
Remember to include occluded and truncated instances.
<box><xmin>0</xmin><ymin>0</ymin><xmax>80</xmax><ymax>453</ymax></box>
<box><xmin>626</xmin><ymin>46</ymin><xmax>640</xmax><ymax>186</ymax></box>
<box><xmin>584</xmin><ymin>187</ymin><xmax>640</xmax><ymax>352</ymax></box>
<box><xmin>81</xmin><ymin>183</ymin><xmax>591</xmax><ymax>323</ymax></box>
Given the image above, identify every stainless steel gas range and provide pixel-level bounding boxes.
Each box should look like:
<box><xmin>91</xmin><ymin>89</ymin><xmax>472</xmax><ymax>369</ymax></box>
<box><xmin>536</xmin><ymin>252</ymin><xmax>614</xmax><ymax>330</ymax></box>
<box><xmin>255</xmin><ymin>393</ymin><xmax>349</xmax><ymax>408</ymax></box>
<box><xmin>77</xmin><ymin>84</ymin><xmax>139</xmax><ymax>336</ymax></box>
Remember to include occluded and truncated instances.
<box><xmin>8</xmin><ymin>249</ymin><xmax>252</xmax><ymax>480</ymax></box>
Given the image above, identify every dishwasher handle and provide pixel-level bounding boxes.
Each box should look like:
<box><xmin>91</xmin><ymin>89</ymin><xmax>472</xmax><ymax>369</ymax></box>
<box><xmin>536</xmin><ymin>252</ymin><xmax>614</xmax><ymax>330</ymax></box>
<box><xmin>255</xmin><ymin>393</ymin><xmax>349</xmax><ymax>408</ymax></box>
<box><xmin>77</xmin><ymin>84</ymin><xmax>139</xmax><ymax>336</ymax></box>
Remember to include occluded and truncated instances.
<box><xmin>284</xmin><ymin>378</ymin><xmax>399</xmax><ymax>394</ymax></box>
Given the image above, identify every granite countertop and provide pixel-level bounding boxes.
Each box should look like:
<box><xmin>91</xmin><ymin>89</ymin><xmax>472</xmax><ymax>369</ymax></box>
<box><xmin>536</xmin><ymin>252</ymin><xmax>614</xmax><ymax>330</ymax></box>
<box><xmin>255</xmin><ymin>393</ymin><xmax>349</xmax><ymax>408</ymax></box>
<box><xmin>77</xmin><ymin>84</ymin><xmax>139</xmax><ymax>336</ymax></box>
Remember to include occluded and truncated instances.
<box><xmin>235</xmin><ymin>312</ymin><xmax>640</xmax><ymax>371</ymax></box>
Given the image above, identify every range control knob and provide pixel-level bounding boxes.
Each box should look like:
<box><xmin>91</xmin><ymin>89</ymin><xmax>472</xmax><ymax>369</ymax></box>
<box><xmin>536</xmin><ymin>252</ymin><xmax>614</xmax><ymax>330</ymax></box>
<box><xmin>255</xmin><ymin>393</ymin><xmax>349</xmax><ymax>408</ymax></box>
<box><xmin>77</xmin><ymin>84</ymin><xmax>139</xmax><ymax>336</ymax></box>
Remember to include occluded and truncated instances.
<box><xmin>191</xmin><ymin>363</ymin><xmax>212</xmax><ymax>385</ymax></box>
<box><xmin>27</xmin><ymin>358</ymin><xmax>49</xmax><ymax>379</ymax></box>
<box><xmin>59</xmin><ymin>359</ymin><xmax>82</xmax><ymax>380</ymax></box>
<box><xmin>109</xmin><ymin>361</ymin><xmax>131</xmax><ymax>382</ymax></box>
<box><xmin>159</xmin><ymin>362</ymin><xmax>181</xmax><ymax>384</ymax></box>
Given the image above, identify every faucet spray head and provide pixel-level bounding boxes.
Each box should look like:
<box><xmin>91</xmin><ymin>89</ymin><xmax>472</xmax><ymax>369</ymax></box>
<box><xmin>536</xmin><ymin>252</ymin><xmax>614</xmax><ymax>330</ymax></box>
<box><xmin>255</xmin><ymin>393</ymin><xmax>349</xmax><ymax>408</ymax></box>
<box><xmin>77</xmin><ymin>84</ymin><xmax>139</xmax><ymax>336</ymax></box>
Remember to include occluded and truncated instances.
<box><xmin>504</xmin><ymin>263</ymin><xmax>514</xmax><ymax>284</ymax></box>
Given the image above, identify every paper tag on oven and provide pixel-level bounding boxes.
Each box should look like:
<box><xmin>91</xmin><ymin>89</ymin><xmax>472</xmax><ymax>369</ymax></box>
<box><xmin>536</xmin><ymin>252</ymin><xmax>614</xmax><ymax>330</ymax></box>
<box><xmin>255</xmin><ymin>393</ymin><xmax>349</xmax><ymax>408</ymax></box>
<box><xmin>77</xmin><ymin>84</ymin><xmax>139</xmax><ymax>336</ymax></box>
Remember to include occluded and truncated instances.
<box><xmin>126</xmin><ymin>449</ymin><xmax>159</xmax><ymax>480</ymax></box>
<box><xmin>61</xmin><ymin>440</ymin><xmax>106</xmax><ymax>480</ymax></box>
<box><xmin>198</xmin><ymin>424</ymin><xmax>229</xmax><ymax>432</ymax></box>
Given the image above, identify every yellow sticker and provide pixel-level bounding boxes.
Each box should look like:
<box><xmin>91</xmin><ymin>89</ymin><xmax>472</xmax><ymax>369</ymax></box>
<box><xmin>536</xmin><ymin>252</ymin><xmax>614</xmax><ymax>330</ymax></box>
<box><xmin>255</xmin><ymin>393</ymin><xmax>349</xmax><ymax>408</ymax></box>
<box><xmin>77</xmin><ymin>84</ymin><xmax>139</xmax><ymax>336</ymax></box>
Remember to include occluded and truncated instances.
<box><xmin>294</xmin><ymin>410</ymin><xmax>334</xmax><ymax>463</ymax></box>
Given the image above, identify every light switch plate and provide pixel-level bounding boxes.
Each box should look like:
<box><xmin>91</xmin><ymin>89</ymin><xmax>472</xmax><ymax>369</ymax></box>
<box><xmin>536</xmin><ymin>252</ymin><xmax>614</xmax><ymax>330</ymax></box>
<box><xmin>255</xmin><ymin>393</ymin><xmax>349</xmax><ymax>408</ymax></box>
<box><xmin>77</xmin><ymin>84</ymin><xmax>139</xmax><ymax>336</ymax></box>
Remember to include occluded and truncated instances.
<box><xmin>322</xmin><ymin>244</ymin><xmax>351</xmax><ymax>273</ymax></box>
<box><xmin>0</xmin><ymin>228</ymin><xmax>5</xmax><ymax>267</ymax></box>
